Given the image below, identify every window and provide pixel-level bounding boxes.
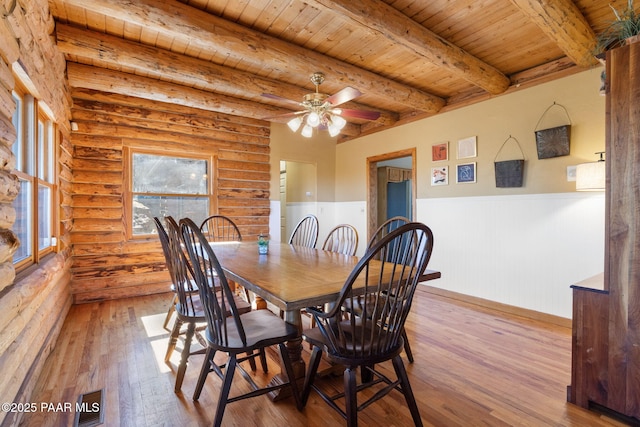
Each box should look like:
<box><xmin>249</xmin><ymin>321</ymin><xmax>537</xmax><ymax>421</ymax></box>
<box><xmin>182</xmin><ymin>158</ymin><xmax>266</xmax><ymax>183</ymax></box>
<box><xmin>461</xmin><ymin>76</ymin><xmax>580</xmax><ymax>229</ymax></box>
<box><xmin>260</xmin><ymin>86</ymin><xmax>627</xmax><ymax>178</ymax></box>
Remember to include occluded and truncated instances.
<box><xmin>128</xmin><ymin>150</ymin><xmax>212</xmax><ymax>236</ymax></box>
<box><xmin>11</xmin><ymin>87</ymin><xmax>57</xmax><ymax>269</ymax></box>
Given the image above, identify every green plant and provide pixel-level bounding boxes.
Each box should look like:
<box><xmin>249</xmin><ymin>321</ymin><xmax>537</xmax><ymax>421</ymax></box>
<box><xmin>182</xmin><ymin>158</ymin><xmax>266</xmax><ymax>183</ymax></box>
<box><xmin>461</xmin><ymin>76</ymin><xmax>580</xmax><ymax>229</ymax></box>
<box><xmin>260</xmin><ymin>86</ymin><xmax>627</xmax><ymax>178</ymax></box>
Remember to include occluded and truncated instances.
<box><xmin>596</xmin><ymin>0</ymin><xmax>640</xmax><ymax>52</ymax></box>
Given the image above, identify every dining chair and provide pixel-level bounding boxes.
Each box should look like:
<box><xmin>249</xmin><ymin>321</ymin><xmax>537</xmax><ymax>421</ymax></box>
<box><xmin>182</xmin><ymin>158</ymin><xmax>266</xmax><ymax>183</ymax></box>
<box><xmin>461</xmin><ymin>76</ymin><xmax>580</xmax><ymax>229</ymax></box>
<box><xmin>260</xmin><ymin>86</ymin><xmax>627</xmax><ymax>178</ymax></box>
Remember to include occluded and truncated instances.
<box><xmin>200</xmin><ymin>214</ymin><xmax>242</xmax><ymax>243</ymax></box>
<box><xmin>199</xmin><ymin>214</ymin><xmax>251</xmax><ymax>302</ymax></box>
<box><xmin>367</xmin><ymin>216</ymin><xmax>410</xmax><ymax>248</ymax></box>
<box><xmin>156</xmin><ymin>216</ymin><xmax>251</xmax><ymax>393</ymax></box>
<box><xmin>322</xmin><ymin>224</ymin><xmax>359</xmax><ymax>256</ymax></box>
<box><xmin>180</xmin><ymin>218</ymin><xmax>302</xmax><ymax>425</ymax></box>
<box><xmin>346</xmin><ymin>215</ymin><xmax>416</xmax><ymax>362</ymax></box>
<box><xmin>301</xmin><ymin>222</ymin><xmax>433</xmax><ymax>427</ymax></box>
<box><xmin>288</xmin><ymin>214</ymin><xmax>319</xmax><ymax>248</ymax></box>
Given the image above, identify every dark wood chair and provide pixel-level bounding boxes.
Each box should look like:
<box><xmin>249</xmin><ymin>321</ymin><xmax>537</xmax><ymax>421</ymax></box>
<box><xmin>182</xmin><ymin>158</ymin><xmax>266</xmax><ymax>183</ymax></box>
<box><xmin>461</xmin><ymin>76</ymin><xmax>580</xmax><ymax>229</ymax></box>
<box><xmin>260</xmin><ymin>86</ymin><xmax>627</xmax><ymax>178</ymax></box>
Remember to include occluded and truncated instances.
<box><xmin>346</xmin><ymin>215</ymin><xmax>416</xmax><ymax>362</ymax></box>
<box><xmin>367</xmin><ymin>216</ymin><xmax>410</xmax><ymax>248</ymax></box>
<box><xmin>200</xmin><ymin>214</ymin><xmax>242</xmax><ymax>243</ymax></box>
<box><xmin>301</xmin><ymin>222</ymin><xmax>433</xmax><ymax>427</ymax></box>
<box><xmin>199</xmin><ymin>214</ymin><xmax>251</xmax><ymax>302</ymax></box>
<box><xmin>180</xmin><ymin>217</ymin><xmax>302</xmax><ymax>425</ymax></box>
<box><xmin>322</xmin><ymin>224</ymin><xmax>359</xmax><ymax>256</ymax></box>
<box><xmin>288</xmin><ymin>214</ymin><xmax>319</xmax><ymax>248</ymax></box>
<box><xmin>155</xmin><ymin>216</ymin><xmax>251</xmax><ymax>393</ymax></box>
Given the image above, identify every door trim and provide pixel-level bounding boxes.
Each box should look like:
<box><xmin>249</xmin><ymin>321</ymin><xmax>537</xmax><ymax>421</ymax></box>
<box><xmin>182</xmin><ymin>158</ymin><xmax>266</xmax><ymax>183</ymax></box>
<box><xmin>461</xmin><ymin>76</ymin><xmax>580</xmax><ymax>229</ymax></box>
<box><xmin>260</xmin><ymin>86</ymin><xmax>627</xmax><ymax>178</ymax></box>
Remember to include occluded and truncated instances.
<box><xmin>366</xmin><ymin>148</ymin><xmax>417</xmax><ymax>243</ymax></box>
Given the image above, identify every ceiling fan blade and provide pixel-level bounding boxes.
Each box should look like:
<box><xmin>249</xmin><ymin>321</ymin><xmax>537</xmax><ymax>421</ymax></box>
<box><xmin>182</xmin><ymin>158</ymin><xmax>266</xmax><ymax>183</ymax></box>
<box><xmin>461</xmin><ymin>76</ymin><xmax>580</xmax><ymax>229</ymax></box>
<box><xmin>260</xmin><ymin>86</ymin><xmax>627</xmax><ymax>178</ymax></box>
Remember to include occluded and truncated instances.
<box><xmin>325</xmin><ymin>87</ymin><xmax>362</xmax><ymax>106</ymax></box>
<box><xmin>261</xmin><ymin>93</ymin><xmax>303</xmax><ymax>108</ymax></box>
<box><xmin>261</xmin><ymin>110</ymin><xmax>306</xmax><ymax>121</ymax></box>
<box><xmin>335</xmin><ymin>108</ymin><xmax>381</xmax><ymax>121</ymax></box>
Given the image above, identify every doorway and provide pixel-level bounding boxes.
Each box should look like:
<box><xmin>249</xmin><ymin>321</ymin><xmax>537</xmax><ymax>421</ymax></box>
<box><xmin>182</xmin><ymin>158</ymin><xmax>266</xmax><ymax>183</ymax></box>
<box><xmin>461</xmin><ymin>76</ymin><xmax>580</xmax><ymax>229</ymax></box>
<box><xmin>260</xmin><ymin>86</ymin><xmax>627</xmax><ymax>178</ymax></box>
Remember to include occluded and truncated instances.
<box><xmin>366</xmin><ymin>149</ymin><xmax>416</xmax><ymax>243</ymax></box>
<box><xmin>279</xmin><ymin>160</ymin><xmax>317</xmax><ymax>242</ymax></box>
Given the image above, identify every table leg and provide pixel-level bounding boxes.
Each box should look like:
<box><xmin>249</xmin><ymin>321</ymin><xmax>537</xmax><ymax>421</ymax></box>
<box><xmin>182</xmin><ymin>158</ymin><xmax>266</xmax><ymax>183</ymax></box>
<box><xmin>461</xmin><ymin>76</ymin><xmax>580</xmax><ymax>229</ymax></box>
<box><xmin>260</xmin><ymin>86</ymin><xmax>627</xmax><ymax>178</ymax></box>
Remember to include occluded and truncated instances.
<box><xmin>267</xmin><ymin>309</ymin><xmax>305</xmax><ymax>401</ymax></box>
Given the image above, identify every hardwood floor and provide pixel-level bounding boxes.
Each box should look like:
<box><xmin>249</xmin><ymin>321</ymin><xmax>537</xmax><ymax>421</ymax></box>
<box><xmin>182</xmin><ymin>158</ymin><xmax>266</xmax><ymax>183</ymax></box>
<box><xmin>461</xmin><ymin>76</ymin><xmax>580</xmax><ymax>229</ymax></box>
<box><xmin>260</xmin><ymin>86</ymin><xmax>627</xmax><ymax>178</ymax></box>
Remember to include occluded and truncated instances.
<box><xmin>21</xmin><ymin>287</ymin><xmax>628</xmax><ymax>427</ymax></box>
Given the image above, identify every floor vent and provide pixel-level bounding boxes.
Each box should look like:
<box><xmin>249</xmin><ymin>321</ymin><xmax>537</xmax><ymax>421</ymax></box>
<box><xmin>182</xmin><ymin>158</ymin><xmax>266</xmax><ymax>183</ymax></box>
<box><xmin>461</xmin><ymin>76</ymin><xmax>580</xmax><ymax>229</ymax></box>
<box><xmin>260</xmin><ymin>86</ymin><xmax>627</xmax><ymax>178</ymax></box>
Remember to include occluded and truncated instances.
<box><xmin>74</xmin><ymin>389</ymin><xmax>104</xmax><ymax>427</ymax></box>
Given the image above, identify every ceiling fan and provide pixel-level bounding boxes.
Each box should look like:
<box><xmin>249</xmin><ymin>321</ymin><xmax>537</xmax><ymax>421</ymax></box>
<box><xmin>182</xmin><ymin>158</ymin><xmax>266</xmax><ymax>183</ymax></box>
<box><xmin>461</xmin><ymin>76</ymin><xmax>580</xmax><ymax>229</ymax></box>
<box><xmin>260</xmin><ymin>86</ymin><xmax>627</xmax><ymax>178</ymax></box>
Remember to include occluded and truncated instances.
<box><xmin>262</xmin><ymin>72</ymin><xmax>381</xmax><ymax>138</ymax></box>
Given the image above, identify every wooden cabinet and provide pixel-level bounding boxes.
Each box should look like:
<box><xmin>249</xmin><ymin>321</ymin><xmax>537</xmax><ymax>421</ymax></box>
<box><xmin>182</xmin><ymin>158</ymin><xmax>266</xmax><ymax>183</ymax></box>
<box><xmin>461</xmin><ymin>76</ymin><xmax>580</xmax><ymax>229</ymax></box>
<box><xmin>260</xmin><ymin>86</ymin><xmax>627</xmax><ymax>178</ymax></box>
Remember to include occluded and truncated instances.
<box><xmin>569</xmin><ymin>41</ymin><xmax>640</xmax><ymax>422</ymax></box>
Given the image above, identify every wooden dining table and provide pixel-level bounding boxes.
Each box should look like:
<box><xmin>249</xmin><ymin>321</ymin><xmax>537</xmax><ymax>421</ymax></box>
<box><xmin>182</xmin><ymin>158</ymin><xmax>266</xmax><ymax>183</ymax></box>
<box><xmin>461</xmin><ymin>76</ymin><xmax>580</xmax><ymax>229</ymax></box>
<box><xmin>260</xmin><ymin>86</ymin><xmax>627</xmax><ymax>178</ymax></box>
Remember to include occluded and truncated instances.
<box><xmin>209</xmin><ymin>240</ymin><xmax>441</xmax><ymax>399</ymax></box>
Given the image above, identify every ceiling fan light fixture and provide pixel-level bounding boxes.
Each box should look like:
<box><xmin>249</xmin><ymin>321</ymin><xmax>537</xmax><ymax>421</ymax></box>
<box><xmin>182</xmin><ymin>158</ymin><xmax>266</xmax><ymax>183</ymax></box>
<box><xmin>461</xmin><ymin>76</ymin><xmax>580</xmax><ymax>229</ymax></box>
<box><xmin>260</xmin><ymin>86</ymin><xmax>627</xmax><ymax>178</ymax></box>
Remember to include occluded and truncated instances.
<box><xmin>330</xmin><ymin>114</ymin><xmax>347</xmax><ymax>130</ymax></box>
<box><xmin>307</xmin><ymin>111</ymin><xmax>321</xmax><ymax>127</ymax></box>
<box><xmin>327</xmin><ymin>122</ymin><xmax>341</xmax><ymax>137</ymax></box>
<box><xmin>301</xmin><ymin>124</ymin><xmax>313</xmax><ymax>138</ymax></box>
<box><xmin>287</xmin><ymin>116</ymin><xmax>303</xmax><ymax>132</ymax></box>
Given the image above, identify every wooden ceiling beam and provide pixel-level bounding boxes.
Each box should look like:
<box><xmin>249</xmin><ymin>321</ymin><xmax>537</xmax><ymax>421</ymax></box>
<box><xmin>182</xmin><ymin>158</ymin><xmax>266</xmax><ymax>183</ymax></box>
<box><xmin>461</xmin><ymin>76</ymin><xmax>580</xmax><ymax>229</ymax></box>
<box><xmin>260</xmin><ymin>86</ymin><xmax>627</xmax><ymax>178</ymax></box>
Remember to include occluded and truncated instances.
<box><xmin>305</xmin><ymin>0</ymin><xmax>510</xmax><ymax>95</ymax></box>
<box><xmin>508</xmin><ymin>0</ymin><xmax>599</xmax><ymax>68</ymax></box>
<box><xmin>59</xmin><ymin>0</ymin><xmax>445</xmax><ymax>114</ymax></box>
<box><xmin>56</xmin><ymin>24</ymin><xmax>397</xmax><ymax>127</ymax></box>
<box><xmin>66</xmin><ymin>63</ymin><xmax>362</xmax><ymax>137</ymax></box>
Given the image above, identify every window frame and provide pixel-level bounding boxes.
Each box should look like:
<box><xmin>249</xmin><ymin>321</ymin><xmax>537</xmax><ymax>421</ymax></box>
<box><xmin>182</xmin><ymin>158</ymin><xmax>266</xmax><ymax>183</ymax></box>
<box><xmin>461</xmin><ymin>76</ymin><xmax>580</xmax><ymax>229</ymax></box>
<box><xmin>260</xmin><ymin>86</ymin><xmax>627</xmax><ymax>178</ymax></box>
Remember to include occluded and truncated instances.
<box><xmin>124</xmin><ymin>147</ymin><xmax>216</xmax><ymax>239</ymax></box>
<box><xmin>11</xmin><ymin>83</ymin><xmax>58</xmax><ymax>271</ymax></box>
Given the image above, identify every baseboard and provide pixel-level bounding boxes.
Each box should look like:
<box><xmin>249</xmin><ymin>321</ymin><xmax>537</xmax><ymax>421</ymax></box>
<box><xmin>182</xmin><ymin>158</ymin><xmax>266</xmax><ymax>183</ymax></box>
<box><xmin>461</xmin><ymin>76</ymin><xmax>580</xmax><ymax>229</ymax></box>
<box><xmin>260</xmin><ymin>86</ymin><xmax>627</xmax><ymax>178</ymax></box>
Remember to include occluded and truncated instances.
<box><xmin>422</xmin><ymin>285</ymin><xmax>572</xmax><ymax>329</ymax></box>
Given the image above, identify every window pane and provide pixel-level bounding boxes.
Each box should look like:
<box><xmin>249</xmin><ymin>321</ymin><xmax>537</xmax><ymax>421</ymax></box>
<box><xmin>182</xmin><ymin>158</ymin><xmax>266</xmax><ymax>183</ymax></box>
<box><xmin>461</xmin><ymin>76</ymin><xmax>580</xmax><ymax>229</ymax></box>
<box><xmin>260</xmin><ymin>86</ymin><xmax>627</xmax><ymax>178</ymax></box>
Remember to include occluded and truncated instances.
<box><xmin>133</xmin><ymin>195</ymin><xmax>209</xmax><ymax>235</ymax></box>
<box><xmin>37</xmin><ymin>118</ymin><xmax>54</xmax><ymax>182</ymax></box>
<box><xmin>38</xmin><ymin>184</ymin><xmax>52</xmax><ymax>250</ymax></box>
<box><xmin>12</xmin><ymin>179</ymin><xmax>33</xmax><ymax>263</ymax></box>
<box><xmin>133</xmin><ymin>153</ymin><xmax>208</xmax><ymax>195</ymax></box>
<box><xmin>11</xmin><ymin>93</ymin><xmax>23</xmax><ymax>171</ymax></box>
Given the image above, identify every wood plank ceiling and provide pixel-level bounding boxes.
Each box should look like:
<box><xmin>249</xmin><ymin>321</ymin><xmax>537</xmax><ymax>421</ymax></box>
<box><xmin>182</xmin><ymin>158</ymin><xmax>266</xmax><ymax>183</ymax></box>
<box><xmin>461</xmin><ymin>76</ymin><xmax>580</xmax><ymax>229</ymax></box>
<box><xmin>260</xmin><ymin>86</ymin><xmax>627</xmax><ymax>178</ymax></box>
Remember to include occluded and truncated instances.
<box><xmin>48</xmin><ymin>0</ymin><xmax>627</xmax><ymax>141</ymax></box>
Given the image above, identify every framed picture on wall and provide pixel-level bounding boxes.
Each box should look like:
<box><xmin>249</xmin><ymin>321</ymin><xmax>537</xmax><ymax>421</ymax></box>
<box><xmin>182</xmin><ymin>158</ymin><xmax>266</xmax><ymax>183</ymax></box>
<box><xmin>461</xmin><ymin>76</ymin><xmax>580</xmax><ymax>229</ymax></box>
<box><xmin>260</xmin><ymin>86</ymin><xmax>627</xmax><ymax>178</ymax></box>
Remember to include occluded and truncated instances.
<box><xmin>456</xmin><ymin>162</ymin><xmax>476</xmax><ymax>183</ymax></box>
<box><xmin>431</xmin><ymin>166</ymin><xmax>448</xmax><ymax>186</ymax></box>
<box><xmin>457</xmin><ymin>136</ymin><xmax>477</xmax><ymax>159</ymax></box>
<box><xmin>432</xmin><ymin>142</ymin><xmax>448</xmax><ymax>162</ymax></box>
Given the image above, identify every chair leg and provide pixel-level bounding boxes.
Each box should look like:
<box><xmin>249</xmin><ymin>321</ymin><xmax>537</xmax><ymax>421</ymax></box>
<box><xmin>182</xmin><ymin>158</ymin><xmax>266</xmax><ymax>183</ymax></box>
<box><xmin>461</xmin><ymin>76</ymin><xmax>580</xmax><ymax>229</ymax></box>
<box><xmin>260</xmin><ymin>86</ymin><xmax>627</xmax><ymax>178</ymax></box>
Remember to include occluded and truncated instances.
<box><xmin>165</xmin><ymin>318</ymin><xmax>183</xmax><ymax>363</ymax></box>
<box><xmin>301</xmin><ymin>346</ymin><xmax>323</xmax><ymax>406</ymax></box>
<box><xmin>402</xmin><ymin>328</ymin><xmax>414</xmax><ymax>363</ymax></box>
<box><xmin>193</xmin><ymin>347</ymin><xmax>215</xmax><ymax>401</ymax></box>
<box><xmin>344</xmin><ymin>366</ymin><xmax>358</xmax><ymax>427</ymax></box>
<box><xmin>279</xmin><ymin>343</ymin><xmax>302</xmax><ymax>410</ymax></box>
<box><xmin>392</xmin><ymin>355</ymin><xmax>423</xmax><ymax>427</ymax></box>
<box><xmin>174</xmin><ymin>322</ymin><xmax>195</xmax><ymax>393</ymax></box>
<box><xmin>163</xmin><ymin>294</ymin><xmax>177</xmax><ymax>330</ymax></box>
<box><xmin>213</xmin><ymin>353</ymin><xmax>237</xmax><ymax>427</ymax></box>
<box><xmin>259</xmin><ymin>348</ymin><xmax>268</xmax><ymax>373</ymax></box>
<box><xmin>247</xmin><ymin>351</ymin><xmax>257</xmax><ymax>371</ymax></box>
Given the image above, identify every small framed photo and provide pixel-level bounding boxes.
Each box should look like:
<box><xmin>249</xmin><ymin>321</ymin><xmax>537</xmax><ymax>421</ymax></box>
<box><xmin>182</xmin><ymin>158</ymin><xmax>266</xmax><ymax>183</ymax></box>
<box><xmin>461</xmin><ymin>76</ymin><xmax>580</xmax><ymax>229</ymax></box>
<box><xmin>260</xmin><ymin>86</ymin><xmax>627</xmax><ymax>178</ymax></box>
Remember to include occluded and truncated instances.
<box><xmin>432</xmin><ymin>142</ymin><xmax>448</xmax><ymax>162</ymax></box>
<box><xmin>457</xmin><ymin>136</ymin><xmax>477</xmax><ymax>159</ymax></box>
<box><xmin>431</xmin><ymin>166</ymin><xmax>448</xmax><ymax>186</ymax></box>
<box><xmin>456</xmin><ymin>162</ymin><xmax>476</xmax><ymax>184</ymax></box>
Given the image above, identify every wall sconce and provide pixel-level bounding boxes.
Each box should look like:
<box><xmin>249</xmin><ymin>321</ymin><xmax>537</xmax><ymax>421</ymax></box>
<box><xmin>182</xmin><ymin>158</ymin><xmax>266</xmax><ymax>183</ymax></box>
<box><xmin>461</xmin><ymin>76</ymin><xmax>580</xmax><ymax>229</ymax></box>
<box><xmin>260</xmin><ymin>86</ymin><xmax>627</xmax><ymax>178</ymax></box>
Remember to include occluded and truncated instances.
<box><xmin>576</xmin><ymin>151</ymin><xmax>605</xmax><ymax>191</ymax></box>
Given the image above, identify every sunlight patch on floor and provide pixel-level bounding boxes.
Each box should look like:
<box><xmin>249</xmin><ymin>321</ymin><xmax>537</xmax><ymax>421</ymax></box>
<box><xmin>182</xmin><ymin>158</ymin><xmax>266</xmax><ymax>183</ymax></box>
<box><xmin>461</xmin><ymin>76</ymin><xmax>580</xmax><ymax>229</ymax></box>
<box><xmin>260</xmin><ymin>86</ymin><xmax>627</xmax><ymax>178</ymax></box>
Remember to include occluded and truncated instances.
<box><xmin>141</xmin><ymin>313</ymin><xmax>173</xmax><ymax>373</ymax></box>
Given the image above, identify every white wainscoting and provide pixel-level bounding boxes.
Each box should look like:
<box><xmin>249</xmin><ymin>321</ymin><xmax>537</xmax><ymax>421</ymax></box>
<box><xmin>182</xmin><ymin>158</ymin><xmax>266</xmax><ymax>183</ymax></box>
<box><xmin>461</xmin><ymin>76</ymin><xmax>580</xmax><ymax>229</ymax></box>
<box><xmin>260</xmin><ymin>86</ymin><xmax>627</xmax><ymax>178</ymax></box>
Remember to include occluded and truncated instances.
<box><xmin>270</xmin><ymin>192</ymin><xmax>605</xmax><ymax>319</ymax></box>
<box><xmin>415</xmin><ymin>192</ymin><xmax>605</xmax><ymax>319</ymax></box>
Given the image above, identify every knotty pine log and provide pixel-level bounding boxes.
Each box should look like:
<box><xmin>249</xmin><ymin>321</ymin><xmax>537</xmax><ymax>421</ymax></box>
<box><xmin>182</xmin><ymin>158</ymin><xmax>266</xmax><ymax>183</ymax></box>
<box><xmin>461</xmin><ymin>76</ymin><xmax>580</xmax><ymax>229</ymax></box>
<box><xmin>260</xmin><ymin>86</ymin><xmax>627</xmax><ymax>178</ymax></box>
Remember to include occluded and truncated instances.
<box><xmin>0</xmin><ymin>17</ymin><xmax>19</xmax><ymax>64</ymax></box>
<box><xmin>0</xmin><ymin>260</ymin><xmax>14</xmax><ymax>292</ymax></box>
<box><xmin>70</xmin><ymin>232</ymin><xmax>124</xmax><ymax>245</ymax></box>
<box><xmin>3</xmin><ymin>0</ymin><xmax>70</xmax><ymax>121</ymax></box>
<box><xmin>509</xmin><ymin>0</ymin><xmax>598</xmax><ymax>68</ymax></box>
<box><xmin>0</xmin><ymin>84</ymin><xmax>16</xmax><ymax>119</ymax></box>
<box><xmin>68</xmin><ymin>94</ymin><xmax>270</xmax><ymax>302</ymax></box>
<box><xmin>0</xmin><ymin>201</ymin><xmax>15</xmax><ymax>229</ymax></box>
<box><xmin>0</xmin><ymin>170</ymin><xmax>19</xmax><ymax>201</ymax></box>
<box><xmin>66</xmin><ymin>63</ymin><xmax>291</xmax><ymax>125</ymax></box>
<box><xmin>60</xmin><ymin>0</ymin><xmax>444</xmax><ymax>113</ymax></box>
<box><xmin>71</xmin><ymin>195</ymin><xmax>122</xmax><ymax>209</ymax></box>
<box><xmin>308</xmin><ymin>0</ymin><xmax>510</xmax><ymax>94</ymax></box>
<box><xmin>71</xmin><ymin>102</ymin><xmax>271</xmax><ymax>138</ymax></box>
<box><xmin>71</xmin><ymin>88</ymin><xmax>270</xmax><ymax>130</ymax></box>
<box><xmin>0</xmin><ymin>255</ymin><xmax>71</xmax><ymax>426</ymax></box>
<box><xmin>0</xmin><ymin>228</ymin><xmax>20</xmax><ymax>262</ymax></box>
<box><xmin>0</xmin><ymin>116</ymin><xmax>17</xmax><ymax>156</ymax></box>
<box><xmin>0</xmin><ymin>58</ymin><xmax>14</xmax><ymax>92</ymax></box>
<box><xmin>57</xmin><ymin>24</ymin><xmax>395</xmax><ymax>128</ymax></box>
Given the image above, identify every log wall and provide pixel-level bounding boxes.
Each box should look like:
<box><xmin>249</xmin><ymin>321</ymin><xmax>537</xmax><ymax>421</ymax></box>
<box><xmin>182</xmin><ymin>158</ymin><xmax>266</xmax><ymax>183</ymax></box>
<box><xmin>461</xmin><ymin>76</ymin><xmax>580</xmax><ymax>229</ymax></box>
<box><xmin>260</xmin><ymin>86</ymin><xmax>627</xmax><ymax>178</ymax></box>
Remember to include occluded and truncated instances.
<box><xmin>0</xmin><ymin>0</ymin><xmax>72</xmax><ymax>425</ymax></box>
<box><xmin>68</xmin><ymin>89</ymin><xmax>271</xmax><ymax>303</ymax></box>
